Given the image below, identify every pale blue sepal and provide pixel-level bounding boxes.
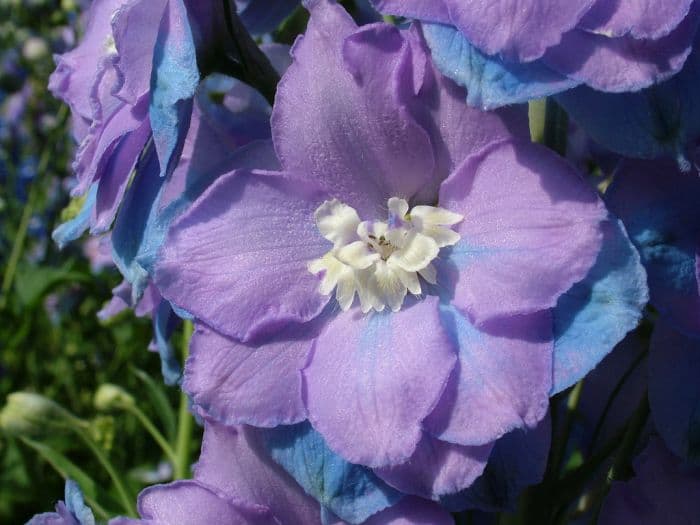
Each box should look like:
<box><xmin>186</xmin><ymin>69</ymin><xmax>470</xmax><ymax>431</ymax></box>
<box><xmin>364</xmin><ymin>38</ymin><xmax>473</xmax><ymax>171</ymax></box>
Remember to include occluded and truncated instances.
<box><xmin>552</xmin><ymin>218</ymin><xmax>649</xmax><ymax>394</ymax></box>
<box><xmin>149</xmin><ymin>0</ymin><xmax>200</xmax><ymax>178</ymax></box>
<box><xmin>422</xmin><ymin>22</ymin><xmax>580</xmax><ymax>110</ymax></box>
<box><xmin>64</xmin><ymin>480</ymin><xmax>95</xmax><ymax>525</ymax></box>
<box><xmin>262</xmin><ymin>421</ymin><xmax>403</xmax><ymax>524</ymax></box>
<box><xmin>154</xmin><ymin>300</ymin><xmax>182</xmax><ymax>385</ymax></box>
<box><xmin>51</xmin><ymin>184</ymin><xmax>97</xmax><ymax>249</ymax></box>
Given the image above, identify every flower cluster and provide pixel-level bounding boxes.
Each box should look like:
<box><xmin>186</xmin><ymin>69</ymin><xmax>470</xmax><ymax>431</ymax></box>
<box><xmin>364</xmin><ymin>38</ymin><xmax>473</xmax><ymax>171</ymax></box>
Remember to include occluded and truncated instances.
<box><xmin>21</xmin><ymin>0</ymin><xmax>700</xmax><ymax>523</ymax></box>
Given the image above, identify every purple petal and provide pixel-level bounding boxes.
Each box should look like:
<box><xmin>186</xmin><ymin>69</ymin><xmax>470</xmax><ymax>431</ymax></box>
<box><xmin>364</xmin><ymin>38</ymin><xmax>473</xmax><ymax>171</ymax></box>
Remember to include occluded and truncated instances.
<box><xmin>93</xmin><ymin>117</ymin><xmax>152</xmax><ymax>233</ymax></box>
<box><xmin>580</xmin><ymin>0</ymin><xmax>694</xmax><ymax>40</ymax></box>
<box><xmin>184</xmin><ymin>323</ymin><xmax>312</xmax><ymax>427</ymax></box>
<box><xmin>606</xmin><ymin>159</ymin><xmax>700</xmax><ymax>337</ymax></box>
<box><xmin>370</xmin><ymin>0</ymin><xmax>452</xmax><ymax>24</ymax></box>
<box><xmin>425</xmin><ymin>305</ymin><xmax>552</xmax><ymax>446</ymax></box>
<box><xmin>155</xmin><ymin>170</ymin><xmax>330</xmax><ymax>341</ymax></box>
<box><xmin>195</xmin><ymin>422</ymin><xmax>321</xmax><ymax>525</ymax></box>
<box><xmin>649</xmin><ymin>321</ymin><xmax>700</xmax><ymax>464</ymax></box>
<box><xmin>600</xmin><ymin>438</ymin><xmax>700</xmax><ymax>525</ymax></box>
<box><xmin>440</xmin><ymin>140</ymin><xmax>606</xmax><ymax>324</ymax></box>
<box><xmin>445</xmin><ymin>0</ymin><xmax>596</xmax><ymax>62</ymax></box>
<box><xmin>375</xmin><ymin>433</ymin><xmax>492</xmax><ymax>499</ymax></box>
<box><xmin>543</xmin><ymin>6</ymin><xmax>700</xmax><ymax>92</ymax></box>
<box><xmin>408</xmin><ymin>25</ymin><xmax>530</xmax><ymax>175</ymax></box>
<box><xmin>272</xmin><ymin>1</ymin><xmax>435</xmax><ymax>217</ymax></box>
<box><xmin>135</xmin><ymin>481</ymin><xmax>273</xmax><ymax>524</ymax></box>
<box><xmin>49</xmin><ymin>0</ymin><xmax>127</xmax><ymax>121</ymax></box>
<box><xmin>112</xmin><ymin>0</ymin><xmax>167</xmax><ymax>103</ymax></box>
<box><xmin>304</xmin><ymin>296</ymin><xmax>456</xmax><ymax>468</ymax></box>
<box><xmin>364</xmin><ymin>497</ymin><xmax>454</xmax><ymax>525</ymax></box>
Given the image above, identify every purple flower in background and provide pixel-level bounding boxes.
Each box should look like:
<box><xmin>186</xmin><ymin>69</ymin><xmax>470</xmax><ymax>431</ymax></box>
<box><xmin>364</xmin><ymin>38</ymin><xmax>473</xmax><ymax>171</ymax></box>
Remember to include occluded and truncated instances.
<box><xmin>557</xmin><ymin>33</ymin><xmax>700</xmax><ymax>166</ymax></box>
<box><xmin>150</xmin><ymin>0</ymin><xmax>642</xmax><ymax>505</ymax></box>
<box><xmin>599</xmin><ymin>438</ymin><xmax>700</xmax><ymax>525</ymax></box>
<box><xmin>371</xmin><ymin>0</ymin><xmax>700</xmax><ymax>108</ymax></box>
<box><xmin>109</xmin><ymin>421</ymin><xmax>453</xmax><ymax>525</ymax></box>
<box><xmin>606</xmin><ymin>159</ymin><xmax>700</xmax><ymax>337</ymax></box>
<box><xmin>648</xmin><ymin>321</ymin><xmax>700</xmax><ymax>465</ymax></box>
<box><xmin>26</xmin><ymin>480</ymin><xmax>95</xmax><ymax>525</ymax></box>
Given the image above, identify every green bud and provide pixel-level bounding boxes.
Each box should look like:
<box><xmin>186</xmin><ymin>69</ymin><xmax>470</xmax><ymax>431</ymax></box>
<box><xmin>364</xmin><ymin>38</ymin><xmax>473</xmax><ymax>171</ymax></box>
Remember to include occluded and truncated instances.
<box><xmin>0</xmin><ymin>392</ymin><xmax>75</xmax><ymax>437</ymax></box>
<box><xmin>94</xmin><ymin>384</ymin><xmax>135</xmax><ymax>412</ymax></box>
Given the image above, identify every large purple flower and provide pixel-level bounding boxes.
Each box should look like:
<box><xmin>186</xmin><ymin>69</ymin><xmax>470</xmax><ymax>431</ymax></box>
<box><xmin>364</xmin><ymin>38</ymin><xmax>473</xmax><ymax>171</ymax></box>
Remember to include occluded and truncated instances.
<box><xmin>110</xmin><ymin>421</ymin><xmax>453</xmax><ymax>524</ymax></box>
<box><xmin>153</xmin><ymin>0</ymin><xmax>615</xmax><ymax>501</ymax></box>
<box><xmin>371</xmin><ymin>0</ymin><xmax>700</xmax><ymax>108</ymax></box>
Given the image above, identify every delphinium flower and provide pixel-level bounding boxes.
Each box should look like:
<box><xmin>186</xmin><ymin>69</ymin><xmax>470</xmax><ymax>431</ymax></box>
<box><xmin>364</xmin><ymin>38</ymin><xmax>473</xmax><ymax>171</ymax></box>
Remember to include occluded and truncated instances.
<box><xmin>370</xmin><ymin>0</ymin><xmax>700</xmax><ymax>109</ymax></box>
<box><xmin>26</xmin><ymin>480</ymin><xmax>95</xmax><ymax>525</ymax></box>
<box><xmin>598</xmin><ymin>438</ymin><xmax>700</xmax><ymax>525</ymax></box>
<box><xmin>153</xmin><ymin>0</ymin><xmax>647</xmax><ymax>512</ymax></box>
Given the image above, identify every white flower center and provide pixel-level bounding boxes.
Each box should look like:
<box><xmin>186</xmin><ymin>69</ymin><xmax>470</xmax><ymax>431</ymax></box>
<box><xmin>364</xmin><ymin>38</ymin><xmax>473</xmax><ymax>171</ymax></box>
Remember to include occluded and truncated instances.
<box><xmin>308</xmin><ymin>197</ymin><xmax>463</xmax><ymax>313</ymax></box>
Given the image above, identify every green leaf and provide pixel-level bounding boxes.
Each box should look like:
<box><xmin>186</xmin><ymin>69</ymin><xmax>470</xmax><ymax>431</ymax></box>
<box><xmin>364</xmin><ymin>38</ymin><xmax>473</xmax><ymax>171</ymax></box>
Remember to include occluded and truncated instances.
<box><xmin>131</xmin><ymin>368</ymin><xmax>177</xmax><ymax>441</ymax></box>
<box><xmin>14</xmin><ymin>264</ymin><xmax>90</xmax><ymax>307</ymax></box>
<box><xmin>19</xmin><ymin>436</ymin><xmax>98</xmax><ymax>501</ymax></box>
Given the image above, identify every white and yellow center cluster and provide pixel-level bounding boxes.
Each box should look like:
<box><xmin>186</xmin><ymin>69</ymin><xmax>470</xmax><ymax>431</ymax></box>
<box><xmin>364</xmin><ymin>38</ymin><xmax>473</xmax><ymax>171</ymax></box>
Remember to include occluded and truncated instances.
<box><xmin>309</xmin><ymin>197</ymin><xmax>463</xmax><ymax>312</ymax></box>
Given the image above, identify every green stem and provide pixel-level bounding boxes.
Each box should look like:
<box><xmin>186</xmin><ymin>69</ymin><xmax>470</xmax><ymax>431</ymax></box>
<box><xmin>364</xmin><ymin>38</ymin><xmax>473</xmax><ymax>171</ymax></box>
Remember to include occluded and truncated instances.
<box><xmin>174</xmin><ymin>320</ymin><xmax>194</xmax><ymax>479</ymax></box>
<box><xmin>74</xmin><ymin>428</ymin><xmax>135</xmax><ymax>516</ymax></box>
<box><xmin>124</xmin><ymin>404</ymin><xmax>179</xmax><ymax>467</ymax></box>
<box><xmin>551</xmin><ymin>381</ymin><xmax>585</xmax><ymax>478</ymax></box>
<box><xmin>529</xmin><ymin>98</ymin><xmax>569</xmax><ymax>156</ymax></box>
<box><xmin>222</xmin><ymin>0</ymin><xmax>280</xmax><ymax>105</ymax></box>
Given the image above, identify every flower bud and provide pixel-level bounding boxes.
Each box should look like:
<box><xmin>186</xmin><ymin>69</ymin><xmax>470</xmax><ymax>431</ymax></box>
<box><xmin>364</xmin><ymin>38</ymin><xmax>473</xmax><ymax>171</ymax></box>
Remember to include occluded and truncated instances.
<box><xmin>0</xmin><ymin>392</ymin><xmax>73</xmax><ymax>436</ymax></box>
<box><xmin>94</xmin><ymin>384</ymin><xmax>135</xmax><ymax>412</ymax></box>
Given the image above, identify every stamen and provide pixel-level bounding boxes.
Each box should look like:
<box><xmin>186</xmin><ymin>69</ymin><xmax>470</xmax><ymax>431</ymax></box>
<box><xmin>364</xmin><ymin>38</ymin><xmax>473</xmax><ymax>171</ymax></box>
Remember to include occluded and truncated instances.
<box><xmin>308</xmin><ymin>198</ymin><xmax>462</xmax><ymax>312</ymax></box>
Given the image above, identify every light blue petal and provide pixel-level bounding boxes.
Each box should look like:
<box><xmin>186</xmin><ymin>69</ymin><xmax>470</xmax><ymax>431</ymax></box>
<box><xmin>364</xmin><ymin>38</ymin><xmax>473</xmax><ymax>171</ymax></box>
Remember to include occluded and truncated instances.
<box><xmin>51</xmin><ymin>184</ymin><xmax>97</xmax><ymax>249</ymax></box>
<box><xmin>111</xmin><ymin>145</ymin><xmax>163</xmax><ymax>300</ymax></box>
<box><xmin>149</xmin><ymin>0</ymin><xmax>200</xmax><ymax>178</ymax></box>
<box><xmin>262</xmin><ymin>421</ymin><xmax>403</xmax><ymax>524</ymax></box>
<box><xmin>440</xmin><ymin>417</ymin><xmax>550</xmax><ymax>513</ymax></box>
<box><xmin>552</xmin><ymin>218</ymin><xmax>649</xmax><ymax>394</ymax></box>
<box><xmin>556</xmin><ymin>44</ymin><xmax>700</xmax><ymax>163</ymax></box>
<box><xmin>154</xmin><ymin>300</ymin><xmax>182</xmax><ymax>385</ymax></box>
<box><xmin>64</xmin><ymin>480</ymin><xmax>95</xmax><ymax>525</ymax></box>
<box><xmin>422</xmin><ymin>23</ymin><xmax>580</xmax><ymax>110</ymax></box>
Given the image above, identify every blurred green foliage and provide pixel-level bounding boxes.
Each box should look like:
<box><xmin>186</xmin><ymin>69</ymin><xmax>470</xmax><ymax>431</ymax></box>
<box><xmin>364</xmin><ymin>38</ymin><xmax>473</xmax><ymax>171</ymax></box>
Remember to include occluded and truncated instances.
<box><xmin>0</xmin><ymin>1</ymin><xmax>197</xmax><ymax>522</ymax></box>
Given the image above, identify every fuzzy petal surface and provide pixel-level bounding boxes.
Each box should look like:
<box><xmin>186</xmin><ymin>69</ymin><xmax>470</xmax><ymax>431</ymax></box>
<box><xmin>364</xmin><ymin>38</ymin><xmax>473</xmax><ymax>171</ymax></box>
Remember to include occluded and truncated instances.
<box><xmin>155</xmin><ymin>170</ymin><xmax>330</xmax><ymax>341</ymax></box>
<box><xmin>422</xmin><ymin>23</ymin><xmax>580</xmax><ymax>110</ymax></box>
<box><xmin>375</xmin><ymin>433</ymin><xmax>492</xmax><ymax>499</ymax></box>
<box><xmin>425</xmin><ymin>304</ymin><xmax>552</xmax><ymax>446</ymax></box>
<box><xmin>556</xmin><ymin>40</ymin><xmax>700</xmax><ymax>161</ymax></box>
<box><xmin>304</xmin><ymin>296</ymin><xmax>456</xmax><ymax>468</ymax></box>
<box><xmin>272</xmin><ymin>1</ymin><xmax>435</xmax><ymax>218</ymax></box>
<box><xmin>542</xmin><ymin>7</ymin><xmax>700</xmax><ymax>93</ymax></box>
<box><xmin>580</xmin><ymin>0</ymin><xmax>694</xmax><ymax>40</ymax></box>
<box><xmin>443</xmin><ymin>0</ymin><xmax>595</xmax><ymax>62</ymax></box>
<box><xmin>195</xmin><ymin>422</ymin><xmax>321</xmax><ymax>525</ymax></box>
<box><xmin>552</xmin><ymin>218</ymin><xmax>648</xmax><ymax>394</ymax></box>
<box><xmin>263</xmin><ymin>421</ymin><xmax>402</xmax><ymax>524</ymax></box>
<box><xmin>184</xmin><ymin>323</ymin><xmax>313</xmax><ymax>428</ymax></box>
<box><xmin>440</xmin><ymin>140</ymin><xmax>605</xmax><ymax>324</ymax></box>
